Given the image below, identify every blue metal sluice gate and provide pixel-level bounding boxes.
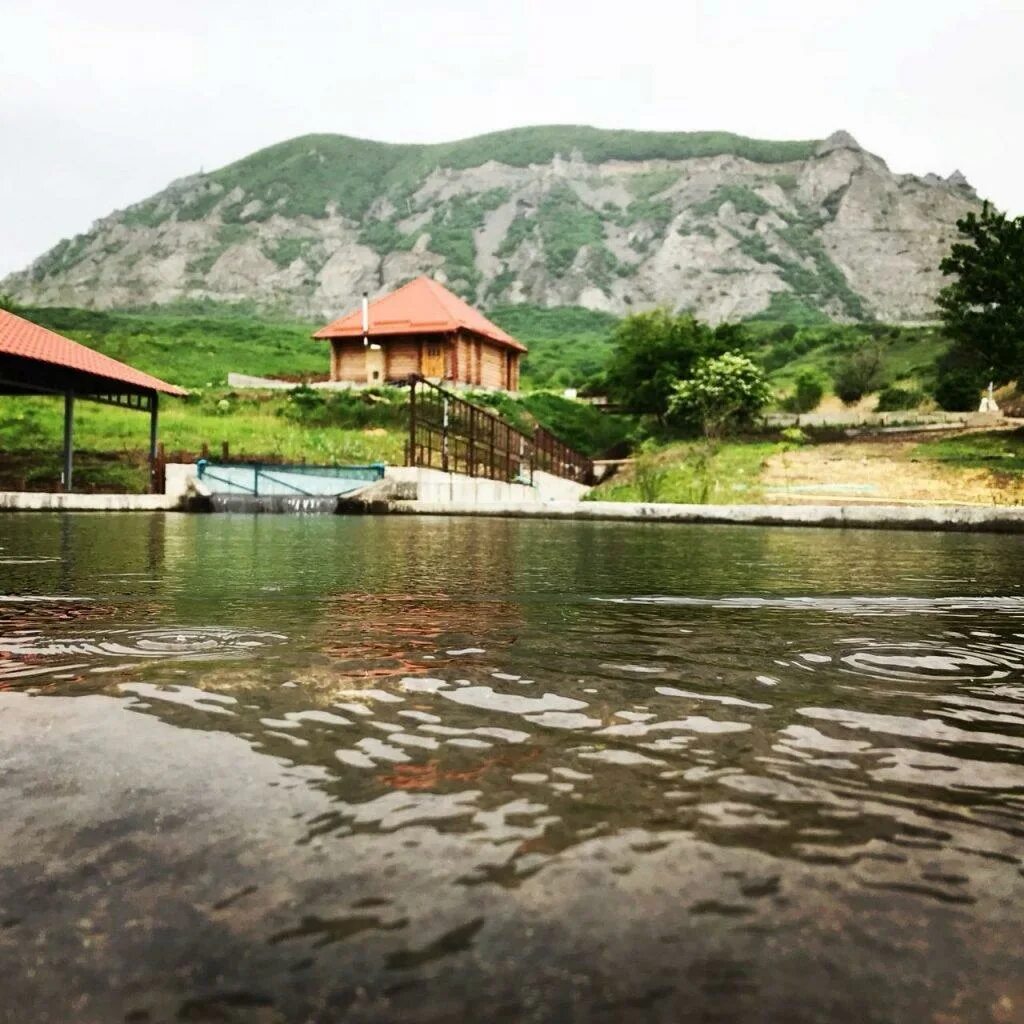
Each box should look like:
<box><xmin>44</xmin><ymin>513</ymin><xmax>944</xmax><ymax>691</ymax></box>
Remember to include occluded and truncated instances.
<box><xmin>197</xmin><ymin>460</ymin><xmax>386</xmax><ymax>498</ymax></box>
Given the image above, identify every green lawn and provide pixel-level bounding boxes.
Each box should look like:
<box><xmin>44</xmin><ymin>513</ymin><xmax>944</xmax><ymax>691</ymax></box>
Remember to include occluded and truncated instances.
<box><xmin>0</xmin><ymin>383</ymin><xmax>636</xmax><ymax>492</ymax></box>
<box><xmin>589</xmin><ymin>440</ymin><xmax>783</xmax><ymax>504</ymax></box>
<box><xmin>915</xmin><ymin>430</ymin><xmax>1024</xmax><ymax>474</ymax></box>
<box><xmin>0</xmin><ymin>391</ymin><xmax>408</xmax><ymax>492</ymax></box>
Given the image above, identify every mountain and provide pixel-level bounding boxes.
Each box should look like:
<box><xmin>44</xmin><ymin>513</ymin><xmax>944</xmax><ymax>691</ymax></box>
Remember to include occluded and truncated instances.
<box><xmin>2</xmin><ymin>126</ymin><xmax>980</xmax><ymax>323</ymax></box>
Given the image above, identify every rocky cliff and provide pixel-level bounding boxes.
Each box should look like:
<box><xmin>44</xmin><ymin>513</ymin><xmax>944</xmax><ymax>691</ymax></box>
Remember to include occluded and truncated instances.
<box><xmin>2</xmin><ymin>126</ymin><xmax>980</xmax><ymax>323</ymax></box>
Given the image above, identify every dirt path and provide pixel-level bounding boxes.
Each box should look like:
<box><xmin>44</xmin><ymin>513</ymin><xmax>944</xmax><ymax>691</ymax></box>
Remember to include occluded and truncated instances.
<box><xmin>762</xmin><ymin>436</ymin><xmax>1024</xmax><ymax>505</ymax></box>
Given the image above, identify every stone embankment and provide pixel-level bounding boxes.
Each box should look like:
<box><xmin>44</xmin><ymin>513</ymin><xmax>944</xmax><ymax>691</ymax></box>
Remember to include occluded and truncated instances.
<box><xmin>378</xmin><ymin>498</ymin><xmax>1024</xmax><ymax>534</ymax></box>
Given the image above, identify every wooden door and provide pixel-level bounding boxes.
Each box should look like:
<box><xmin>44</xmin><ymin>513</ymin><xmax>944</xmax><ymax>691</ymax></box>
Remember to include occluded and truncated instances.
<box><xmin>422</xmin><ymin>341</ymin><xmax>445</xmax><ymax>379</ymax></box>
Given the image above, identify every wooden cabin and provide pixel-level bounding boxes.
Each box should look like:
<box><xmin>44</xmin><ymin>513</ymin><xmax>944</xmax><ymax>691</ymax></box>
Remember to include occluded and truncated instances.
<box><xmin>313</xmin><ymin>276</ymin><xmax>525</xmax><ymax>391</ymax></box>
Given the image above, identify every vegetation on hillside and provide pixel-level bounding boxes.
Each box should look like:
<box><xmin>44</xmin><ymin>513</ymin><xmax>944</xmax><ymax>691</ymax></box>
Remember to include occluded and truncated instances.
<box><xmin>118</xmin><ymin>128</ymin><xmax>818</xmax><ymax>229</ymax></box>
<box><xmin>17</xmin><ymin>306</ymin><xmax>324</xmax><ymax>388</ymax></box>
<box><xmin>489</xmin><ymin>305</ymin><xmax>617</xmax><ymax>389</ymax></box>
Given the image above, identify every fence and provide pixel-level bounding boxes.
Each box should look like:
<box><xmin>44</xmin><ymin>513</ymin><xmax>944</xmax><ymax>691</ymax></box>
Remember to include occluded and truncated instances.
<box><xmin>406</xmin><ymin>375</ymin><xmax>593</xmax><ymax>485</ymax></box>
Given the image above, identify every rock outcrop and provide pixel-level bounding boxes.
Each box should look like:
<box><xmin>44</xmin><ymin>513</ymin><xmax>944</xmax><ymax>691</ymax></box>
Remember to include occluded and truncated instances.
<box><xmin>2</xmin><ymin>126</ymin><xmax>980</xmax><ymax>322</ymax></box>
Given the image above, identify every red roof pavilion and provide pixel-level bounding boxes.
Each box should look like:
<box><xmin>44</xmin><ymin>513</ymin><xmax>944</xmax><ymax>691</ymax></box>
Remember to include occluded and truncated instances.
<box><xmin>0</xmin><ymin>307</ymin><xmax>185</xmax><ymax>492</ymax></box>
<box><xmin>0</xmin><ymin>308</ymin><xmax>186</xmax><ymax>397</ymax></box>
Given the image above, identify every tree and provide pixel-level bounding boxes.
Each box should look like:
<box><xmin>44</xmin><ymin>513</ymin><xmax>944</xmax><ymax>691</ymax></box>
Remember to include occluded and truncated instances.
<box><xmin>832</xmin><ymin>346</ymin><xmax>884</xmax><ymax>405</ymax></box>
<box><xmin>937</xmin><ymin>201</ymin><xmax>1024</xmax><ymax>384</ymax></box>
<box><xmin>0</xmin><ymin>293</ymin><xmax>20</xmax><ymax>313</ymax></box>
<box><xmin>669</xmin><ymin>352</ymin><xmax>771</xmax><ymax>438</ymax></box>
<box><xmin>604</xmin><ymin>309</ymin><xmax>743</xmax><ymax>418</ymax></box>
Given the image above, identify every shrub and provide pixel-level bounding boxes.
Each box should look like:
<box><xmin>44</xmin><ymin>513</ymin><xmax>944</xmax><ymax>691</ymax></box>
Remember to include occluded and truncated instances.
<box><xmin>669</xmin><ymin>352</ymin><xmax>772</xmax><ymax>437</ymax></box>
<box><xmin>833</xmin><ymin>347</ymin><xmax>885</xmax><ymax>405</ymax></box>
<box><xmin>284</xmin><ymin>384</ymin><xmax>326</xmax><ymax>422</ymax></box>
<box><xmin>875</xmin><ymin>386</ymin><xmax>924</xmax><ymax>412</ymax></box>
<box><xmin>781</xmin><ymin>371</ymin><xmax>824</xmax><ymax>413</ymax></box>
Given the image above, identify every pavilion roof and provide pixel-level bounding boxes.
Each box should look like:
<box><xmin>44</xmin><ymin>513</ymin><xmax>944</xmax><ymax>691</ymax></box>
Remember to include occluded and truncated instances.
<box><xmin>0</xmin><ymin>308</ymin><xmax>186</xmax><ymax>396</ymax></box>
<box><xmin>313</xmin><ymin>276</ymin><xmax>527</xmax><ymax>353</ymax></box>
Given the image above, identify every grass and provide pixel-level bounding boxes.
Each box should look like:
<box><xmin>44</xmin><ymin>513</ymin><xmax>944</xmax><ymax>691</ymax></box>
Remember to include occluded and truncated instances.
<box><xmin>489</xmin><ymin>305</ymin><xmax>618</xmax><ymax>389</ymax></box>
<box><xmin>693</xmin><ymin>184</ymin><xmax>770</xmax><ymax>217</ymax></box>
<box><xmin>19</xmin><ymin>306</ymin><xmax>324</xmax><ymax>388</ymax></box>
<box><xmin>589</xmin><ymin>440</ymin><xmax>783</xmax><ymax>503</ymax></box>
<box><xmin>0</xmin><ymin>391</ymin><xmax>407</xmax><ymax>460</ymax></box>
<box><xmin>915</xmin><ymin>430</ymin><xmax>1024</xmax><ymax>474</ymax></box>
<box><xmin>472</xmin><ymin>390</ymin><xmax>634</xmax><ymax>457</ymax></box>
<box><xmin>748</xmin><ymin>322</ymin><xmax>948</xmax><ymax>396</ymax></box>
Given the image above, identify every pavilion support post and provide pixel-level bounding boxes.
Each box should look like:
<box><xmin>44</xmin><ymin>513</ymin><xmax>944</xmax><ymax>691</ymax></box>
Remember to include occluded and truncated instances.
<box><xmin>148</xmin><ymin>392</ymin><xmax>159</xmax><ymax>493</ymax></box>
<box><xmin>62</xmin><ymin>391</ymin><xmax>74</xmax><ymax>492</ymax></box>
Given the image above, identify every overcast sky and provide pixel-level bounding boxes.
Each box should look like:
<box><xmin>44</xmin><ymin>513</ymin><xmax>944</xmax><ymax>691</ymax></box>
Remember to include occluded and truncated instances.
<box><xmin>3</xmin><ymin>0</ymin><xmax>1022</xmax><ymax>277</ymax></box>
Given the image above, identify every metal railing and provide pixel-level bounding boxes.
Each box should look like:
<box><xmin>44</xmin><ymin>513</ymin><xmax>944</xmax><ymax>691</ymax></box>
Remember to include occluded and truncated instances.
<box><xmin>406</xmin><ymin>376</ymin><xmax>593</xmax><ymax>485</ymax></box>
<box><xmin>533</xmin><ymin>425</ymin><xmax>594</xmax><ymax>485</ymax></box>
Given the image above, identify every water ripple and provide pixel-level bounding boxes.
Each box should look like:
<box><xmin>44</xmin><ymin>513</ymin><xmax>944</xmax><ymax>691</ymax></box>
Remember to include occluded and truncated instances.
<box><xmin>0</xmin><ymin>626</ymin><xmax>287</xmax><ymax>682</ymax></box>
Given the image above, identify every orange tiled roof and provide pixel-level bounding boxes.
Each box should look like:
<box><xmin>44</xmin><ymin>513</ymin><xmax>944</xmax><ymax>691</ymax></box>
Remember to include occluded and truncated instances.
<box><xmin>313</xmin><ymin>276</ymin><xmax>527</xmax><ymax>353</ymax></box>
<box><xmin>0</xmin><ymin>308</ymin><xmax>186</xmax><ymax>396</ymax></box>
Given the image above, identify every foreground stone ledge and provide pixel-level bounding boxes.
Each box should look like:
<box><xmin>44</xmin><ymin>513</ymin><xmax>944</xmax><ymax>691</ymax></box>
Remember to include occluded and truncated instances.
<box><xmin>0</xmin><ymin>491</ymin><xmax>184</xmax><ymax>512</ymax></box>
<box><xmin>385</xmin><ymin>499</ymin><xmax>1024</xmax><ymax>533</ymax></box>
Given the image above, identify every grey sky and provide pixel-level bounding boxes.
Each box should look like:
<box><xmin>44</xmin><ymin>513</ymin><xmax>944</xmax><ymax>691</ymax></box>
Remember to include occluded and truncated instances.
<box><xmin>3</xmin><ymin>0</ymin><xmax>1022</xmax><ymax>278</ymax></box>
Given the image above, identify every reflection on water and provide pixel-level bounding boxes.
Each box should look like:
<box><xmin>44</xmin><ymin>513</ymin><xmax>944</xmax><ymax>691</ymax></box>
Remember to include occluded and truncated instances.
<box><xmin>0</xmin><ymin>514</ymin><xmax>1023</xmax><ymax>1022</ymax></box>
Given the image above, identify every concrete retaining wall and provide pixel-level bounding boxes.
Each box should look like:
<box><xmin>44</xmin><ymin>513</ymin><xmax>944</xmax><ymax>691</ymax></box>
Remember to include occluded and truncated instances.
<box><xmin>384</xmin><ymin>466</ymin><xmax>537</xmax><ymax>504</ymax></box>
<box><xmin>0</xmin><ymin>492</ymin><xmax>182</xmax><ymax>512</ymax></box>
<box><xmin>383</xmin><ymin>467</ymin><xmax>590</xmax><ymax>505</ymax></box>
<box><xmin>0</xmin><ymin>463</ymin><xmax>198</xmax><ymax>512</ymax></box>
<box><xmin>384</xmin><ymin>499</ymin><xmax>1024</xmax><ymax>534</ymax></box>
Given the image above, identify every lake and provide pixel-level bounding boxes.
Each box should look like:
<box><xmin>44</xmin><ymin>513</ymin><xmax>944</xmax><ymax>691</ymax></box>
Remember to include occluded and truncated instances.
<box><xmin>1</xmin><ymin>513</ymin><xmax>1022</xmax><ymax>1023</ymax></box>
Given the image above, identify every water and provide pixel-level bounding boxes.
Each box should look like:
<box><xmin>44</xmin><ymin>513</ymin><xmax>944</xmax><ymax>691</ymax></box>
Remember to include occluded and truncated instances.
<box><xmin>0</xmin><ymin>513</ymin><xmax>1022</xmax><ymax>1023</ymax></box>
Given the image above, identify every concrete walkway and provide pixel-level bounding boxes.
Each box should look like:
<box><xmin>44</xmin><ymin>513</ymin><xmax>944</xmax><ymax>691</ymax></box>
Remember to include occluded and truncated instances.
<box><xmin>385</xmin><ymin>498</ymin><xmax>1024</xmax><ymax>533</ymax></box>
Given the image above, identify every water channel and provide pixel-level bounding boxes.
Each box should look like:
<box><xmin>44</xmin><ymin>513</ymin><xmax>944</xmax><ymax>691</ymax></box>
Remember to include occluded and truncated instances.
<box><xmin>0</xmin><ymin>513</ymin><xmax>1022</xmax><ymax>1022</ymax></box>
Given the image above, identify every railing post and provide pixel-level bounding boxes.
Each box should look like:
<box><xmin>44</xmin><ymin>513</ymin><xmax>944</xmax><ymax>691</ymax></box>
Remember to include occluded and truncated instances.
<box><xmin>441</xmin><ymin>396</ymin><xmax>449</xmax><ymax>472</ymax></box>
<box><xmin>148</xmin><ymin>392</ymin><xmax>159</xmax><ymax>493</ymax></box>
<box><xmin>408</xmin><ymin>376</ymin><xmax>417</xmax><ymax>468</ymax></box>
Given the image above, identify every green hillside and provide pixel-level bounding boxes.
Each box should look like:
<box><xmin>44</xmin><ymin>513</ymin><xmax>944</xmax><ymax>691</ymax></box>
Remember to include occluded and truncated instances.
<box><xmin>121</xmin><ymin>127</ymin><xmax>819</xmax><ymax>228</ymax></box>
<box><xmin>18</xmin><ymin>305</ymin><xmax>324</xmax><ymax>389</ymax></box>
<box><xmin>9</xmin><ymin>123</ymin><xmax>974</xmax><ymax>326</ymax></box>
<box><xmin>14</xmin><ymin>302</ymin><xmax>947</xmax><ymax>398</ymax></box>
